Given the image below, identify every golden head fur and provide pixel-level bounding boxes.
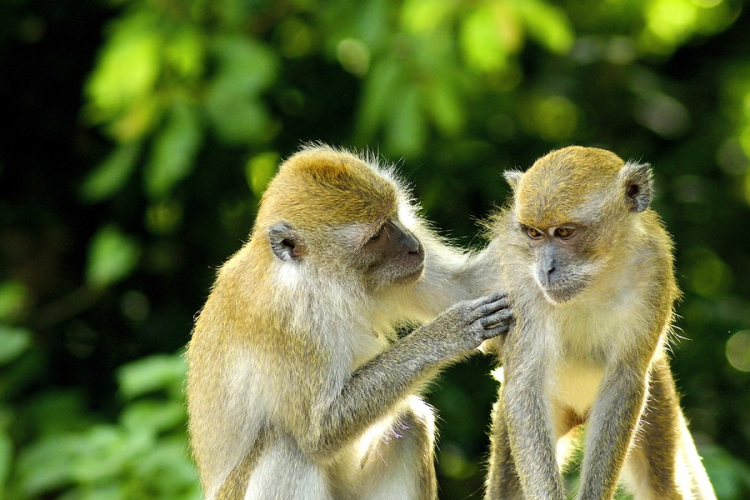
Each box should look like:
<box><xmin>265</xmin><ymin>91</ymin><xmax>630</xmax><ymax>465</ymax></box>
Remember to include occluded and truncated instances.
<box><xmin>258</xmin><ymin>146</ymin><xmax>397</xmax><ymax>232</ymax></box>
<box><xmin>510</xmin><ymin>146</ymin><xmax>626</xmax><ymax>229</ymax></box>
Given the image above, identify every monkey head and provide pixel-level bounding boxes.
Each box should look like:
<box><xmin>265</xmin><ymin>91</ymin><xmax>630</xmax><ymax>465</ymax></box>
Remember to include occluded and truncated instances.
<box><xmin>504</xmin><ymin>146</ymin><xmax>653</xmax><ymax>304</ymax></box>
<box><xmin>256</xmin><ymin>146</ymin><xmax>425</xmax><ymax>290</ymax></box>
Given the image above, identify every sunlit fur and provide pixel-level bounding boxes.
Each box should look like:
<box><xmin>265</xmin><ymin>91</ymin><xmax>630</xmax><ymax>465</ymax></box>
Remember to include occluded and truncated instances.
<box><xmin>483</xmin><ymin>146</ymin><xmax>715</xmax><ymax>500</ymax></box>
<box><xmin>186</xmin><ymin>144</ymin><xmax>497</xmax><ymax>500</ymax></box>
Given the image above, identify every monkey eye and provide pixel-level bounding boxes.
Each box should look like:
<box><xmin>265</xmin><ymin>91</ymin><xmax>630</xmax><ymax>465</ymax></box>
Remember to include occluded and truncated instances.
<box><xmin>554</xmin><ymin>227</ymin><xmax>575</xmax><ymax>239</ymax></box>
<box><xmin>524</xmin><ymin>226</ymin><xmax>543</xmax><ymax>239</ymax></box>
<box><xmin>369</xmin><ymin>225</ymin><xmax>384</xmax><ymax>242</ymax></box>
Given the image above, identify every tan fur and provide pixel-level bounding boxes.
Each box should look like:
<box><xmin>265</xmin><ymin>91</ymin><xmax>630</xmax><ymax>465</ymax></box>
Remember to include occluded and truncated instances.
<box><xmin>483</xmin><ymin>146</ymin><xmax>715</xmax><ymax>500</ymax></box>
<box><xmin>186</xmin><ymin>144</ymin><xmax>511</xmax><ymax>500</ymax></box>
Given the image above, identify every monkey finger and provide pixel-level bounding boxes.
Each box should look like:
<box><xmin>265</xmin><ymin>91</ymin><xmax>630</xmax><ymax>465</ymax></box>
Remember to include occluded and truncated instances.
<box><xmin>482</xmin><ymin>323</ymin><xmax>511</xmax><ymax>340</ymax></box>
<box><xmin>478</xmin><ymin>309</ymin><xmax>514</xmax><ymax>331</ymax></box>
<box><xmin>484</xmin><ymin>290</ymin><xmax>509</xmax><ymax>302</ymax></box>
<box><xmin>473</xmin><ymin>297</ymin><xmax>511</xmax><ymax>321</ymax></box>
<box><xmin>467</xmin><ymin>291</ymin><xmax>508</xmax><ymax>310</ymax></box>
<box><xmin>480</xmin><ymin>312</ymin><xmax>514</xmax><ymax>340</ymax></box>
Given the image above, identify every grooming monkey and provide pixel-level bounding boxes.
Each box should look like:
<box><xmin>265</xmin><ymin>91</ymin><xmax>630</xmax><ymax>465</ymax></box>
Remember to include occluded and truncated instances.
<box><xmin>186</xmin><ymin>145</ymin><xmax>512</xmax><ymax>500</ymax></box>
<box><xmin>482</xmin><ymin>146</ymin><xmax>715</xmax><ymax>499</ymax></box>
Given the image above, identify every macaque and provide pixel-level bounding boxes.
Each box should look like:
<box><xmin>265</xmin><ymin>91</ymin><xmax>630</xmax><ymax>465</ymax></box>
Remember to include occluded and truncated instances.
<box><xmin>186</xmin><ymin>144</ymin><xmax>512</xmax><ymax>499</ymax></box>
<box><xmin>483</xmin><ymin>146</ymin><xmax>715</xmax><ymax>500</ymax></box>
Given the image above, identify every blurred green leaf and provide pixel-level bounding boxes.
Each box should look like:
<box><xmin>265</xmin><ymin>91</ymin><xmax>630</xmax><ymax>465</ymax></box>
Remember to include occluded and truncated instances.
<box><xmin>356</xmin><ymin>57</ymin><xmax>400</xmax><ymax>140</ymax></box>
<box><xmin>163</xmin><ymin>26</ymin><xmax>205</xmax><ymax>80</ymax></box>
<box><xmin>205</xmin><ymin>36</ymin><xmax>278</xmax><ymax>144</ymax></box>
<box><xmin>85</xmin><ymin>11</ymin><xmax>161</xmax><ymax>125</ymax></box>
<box><xmin>59</xmin><ymin>484</ymin><xmax>126</xmax><ymax>500</ymax></box>
<box><xmin>516</xmin><ymin>0</ymin><xmax>574</xmax><ymax>54</ymax></box>
<box><xmin>145</xmin><ymin>200</ymin><xmax>184</xmax><ymax>234</ymax></box>
<box><xmin>120</xmin><ymin>400</ymin><xmax>185</xmax><ymax>434</ymax></box>
<box><xmin>0</xmin><ymin>326</ymin><xmax>31</xmax><ymax>365</ymax></box>
<box><xmin>24</xmin><ymin>391</ymin><xmax>92</xmax><ymax>437</ymax></box>
<box><xmin>211</xmin><ymin>36</ymin><xmax>277</xmax><ymax>93</ymax></box>
<box><xmin>117</xmin><ymin>354</ymin><xmax>187</xmax><ymax>400</ymax></box>
<box><xmin>0</xmin><ymin>281</ymin><xmax>27</xmax><ymax>322</ymax></box>
<box><xmin>400</xmin><ymin>0</ymin><xmax>457</xmax><ymax>34</ymax></box>
<box><xmin>684</xmin><ymin>247</ymin><xmax>733</xmax><ymax>298</ymax></box>
<box><xmin>245</xmin><ymin>151</ymin><xmax>279</xmax><ymax>198</ymax></box>
<box><xmin>86</xmin><ymin>226</ymin><xmax>141</xmax><ymax>289</ymax></box>
<box><xmin>0</xmin><ymin>429</ymin><xmax>11</xmax><ymax>499</ymax></box>
<box><xmin>80</xmin><ymin>142</ymin><xmax>141</xmax><ymax>202</ymax></box>
<box><xmin>206</xmin><ymin>90</ymin><xmax>271</xmax><ymax>144</ymax></box>
<box><xmin>132</xmin><ymin>437</ymin><xmax>200</xmax><ymax>498</ymax></box>
<box><xmin>701</xmin><ymin>444</ymin><xmax>750</xmax><ymax>500</ymax></box>
<box><xmin>16</xmin><ymin>425</ymin><xmax>148</xmax><ymax>496</ymax></box>
<box><xmin>386</xmin><ymin>86</ymin><xmax>426</xmax><ymax>157</ymax></box>
<box><xmin>144</xmin><ymin>103</ymin><xmax>202</xmax><ymax>199</ymax></box>
<box><xmin>427</xmin><ymin>81</ymin><xmax>464</xmax><ymax>136</ymax></box>
<box><xmin>459</xmin><ymin>4</ymin><xmax>511</xmax><ymax>73</ymax></box>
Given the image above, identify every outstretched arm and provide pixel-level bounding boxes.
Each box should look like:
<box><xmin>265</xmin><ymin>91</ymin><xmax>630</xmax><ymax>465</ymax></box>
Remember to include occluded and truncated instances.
<box><xmin>301</xmin><ymin>292</ymin><xmax>513</xmax><ymax>458</ymax></box>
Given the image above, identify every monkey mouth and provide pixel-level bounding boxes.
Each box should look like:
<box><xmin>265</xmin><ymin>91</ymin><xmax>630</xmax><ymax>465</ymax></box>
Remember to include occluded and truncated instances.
<box><xmin>396</xmin><ymin>262</ymin><xmax>425</xmax><ymax>285</ymax></box>
<box><xmin>540</xmin><ymin>284</ymin><xmax>584</xmax><ymax>305</ymax></box>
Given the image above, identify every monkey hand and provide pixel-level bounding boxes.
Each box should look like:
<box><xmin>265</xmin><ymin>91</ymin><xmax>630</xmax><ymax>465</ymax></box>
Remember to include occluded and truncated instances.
<box><xmin>418</xmin><ymin>291</ymin><xmax>513</xmax><ymax>353</ymax></box>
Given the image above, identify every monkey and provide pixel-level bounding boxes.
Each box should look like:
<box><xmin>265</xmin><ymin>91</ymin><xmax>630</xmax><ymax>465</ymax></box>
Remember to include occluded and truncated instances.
<box><xmin>185</xmin><ymin>144</ymin><xmax>513</xmax><ymax>500</ymax></box>
<box><xmin>481</xmin><ymin>146</ymin><xmax>716</xmax><ymax>500</ymax></box>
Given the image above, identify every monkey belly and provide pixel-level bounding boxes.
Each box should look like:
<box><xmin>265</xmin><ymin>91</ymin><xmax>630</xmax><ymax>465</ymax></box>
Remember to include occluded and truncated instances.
<box><xmin>553</xmin><ymin>360</ymin><xmax>604</xmax><ymax>420</ymax></box>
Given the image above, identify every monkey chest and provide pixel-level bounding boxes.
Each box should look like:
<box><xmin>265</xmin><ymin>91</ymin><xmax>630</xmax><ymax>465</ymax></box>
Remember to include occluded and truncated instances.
<box><xmin>549</xmin><ymin>315</ymin><xmax>633</xmax><ymax>417</ymax></box>
<box><xmin>552</xmin><ymin>360</ymin><xmax>605</xmax><ymax>418</ymax></box>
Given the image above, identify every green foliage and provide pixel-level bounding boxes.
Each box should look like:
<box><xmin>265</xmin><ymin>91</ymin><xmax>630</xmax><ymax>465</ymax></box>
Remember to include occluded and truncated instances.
<box><xmin>117</xmin><ymin>354</ymin><xmax>186</xmax><ymax>401</ymax></box>
<box><xmin>702</xmin><ymin>445</ymin><xmax>750</xmax><ymax>500</ymax></box>
<box><xmin>0</xmin><ymin>328</ymin><xmax>31</xmax><ymax>367</ymax></box>
<box><xmin>10</xmin><ymin>353</ymin><xmax>198</xmax><ymax>500</ymax></box>
<box><xmin>3</xmin><ymin>0</ymin><xmax>750</xmax><ymax>498</ymax></box>
<box><xmin>85</xmin><ymin>226</ymin><xmax>141</xmax><ymax>289</ymax></box>
<box><xmin>80</xmin><ymin>143</ymin><xmax>141</xmax><ymax>202</ymax></box>
<box><xmin>144</xmin><ymin>102</ymin><xmax>202</xmax><ymax>199</ymax></box>
<box><xmin>205</xmin><ymin>36</ymin><xmax>278</xmax><ymax>144</ymax></box>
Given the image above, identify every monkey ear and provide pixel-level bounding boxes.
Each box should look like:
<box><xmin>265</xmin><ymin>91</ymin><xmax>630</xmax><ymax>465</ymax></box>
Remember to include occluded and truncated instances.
<box><xmin>620</xmin><ymin>162</ymin><xmax>653</xmax><ymax>213</ymax></box>
<box><xmin>268</xmin><ymin>223</ymin><xmax>306</xmax><ymax>261</ymax></box>
<box><xmin>503</xmin><ymin>170</ymin><xmax>522</xmax><ymax>192</ymax></box>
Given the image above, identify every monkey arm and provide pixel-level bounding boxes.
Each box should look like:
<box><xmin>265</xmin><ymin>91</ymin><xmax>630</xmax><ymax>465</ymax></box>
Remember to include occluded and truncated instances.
<box><xmin>297</xmin><ymin>293</ymin><xmax>512</xmax><ymax>459</ymax></box>
<box><xmin>502</xmin><ymin>349</ymin><xmax>566</xmax><ymax>500</ymax></box>
<box><xmin>301</xmin><ymin>329</ymin><xmax>450</xmax><ymax>458</ymax></box>
<box><xmin>576</xmin><ymin>361</ymin><xmax>649</xmax><ymax>500</ymax></box>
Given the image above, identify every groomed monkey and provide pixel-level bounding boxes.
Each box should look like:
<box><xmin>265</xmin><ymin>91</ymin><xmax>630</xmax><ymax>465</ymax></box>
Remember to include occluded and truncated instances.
<box><xmin>186</xmin><ymin>144</ymin><xmax>512</xmax><ymax>500</ymax></box>
<box><xmin>482</xmin><ymin>146</ymin><xmax>715</xmax><ymax>499</ymax></box>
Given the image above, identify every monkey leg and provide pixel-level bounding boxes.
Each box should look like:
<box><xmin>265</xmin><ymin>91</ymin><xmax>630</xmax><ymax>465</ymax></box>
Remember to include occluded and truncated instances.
<box><xmin>485</xmin><ymin>389</ymin><xmax>524</xmax><ymax>500</ymax></box>
<box><xmin>347</xmin><ymin>395</ymin><xmax>437</xmax><ymax>500</ymax></box>
<box><xmin>621</xmin><ymin>359</ymin><xmax>716</xmax><ymax>500</ymax></box>
<box><xmin>672</xmin><ymin>410</ymin><xmax>717</xmax><ymax>500</ymax></box>
<box><xmin>239</xmin><ymin>435</ymin><xmax>333</xmax><ymax>500</ymax></box>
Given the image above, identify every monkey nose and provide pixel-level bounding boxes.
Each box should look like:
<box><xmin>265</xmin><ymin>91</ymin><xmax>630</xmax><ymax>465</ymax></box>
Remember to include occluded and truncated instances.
<box><xmin>539</xmin><ymin>261</ymin><xmax>556</xmax><ymax>286</ymax></box>
<box><xmin>403</xmin><ymin>234</ymin><xmax>421</xmax><ymax>254</ymax></box>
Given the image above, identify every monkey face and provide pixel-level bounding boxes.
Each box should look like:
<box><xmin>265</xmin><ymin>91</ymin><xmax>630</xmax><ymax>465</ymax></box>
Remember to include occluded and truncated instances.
<box><xmin>505</xmin><ymin>146</ymin><xmax>656</xmax><ymax>306</ymax></box>
<box><xmin>361</xmin><ymin>218</ymin><xmax>425</xmax><ymax>290</ymax></box>
<box><xmin>520</xmin><ymin>223</ymin><xmax>598</xmax><ymax>305</ymax></box>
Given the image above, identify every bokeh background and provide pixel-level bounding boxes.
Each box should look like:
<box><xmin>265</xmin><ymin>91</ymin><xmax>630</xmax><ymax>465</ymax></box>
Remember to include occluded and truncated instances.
<box><xmin>2</xmin><ymin>0</ymin><xmax>750</xmax><ymax>498</ymax></box>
